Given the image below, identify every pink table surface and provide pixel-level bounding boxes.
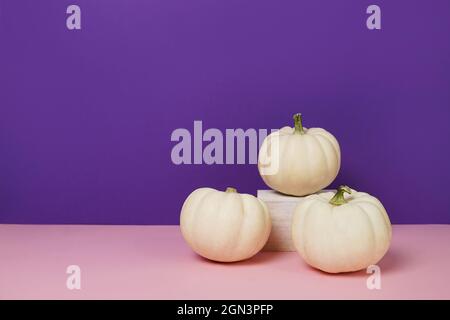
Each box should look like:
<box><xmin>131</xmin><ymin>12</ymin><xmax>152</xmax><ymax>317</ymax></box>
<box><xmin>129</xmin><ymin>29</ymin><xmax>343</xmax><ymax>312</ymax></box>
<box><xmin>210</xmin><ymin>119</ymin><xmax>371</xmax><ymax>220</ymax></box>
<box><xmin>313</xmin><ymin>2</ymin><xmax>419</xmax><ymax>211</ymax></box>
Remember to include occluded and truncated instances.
<box><xmin>0</xmin><ymin>224</ymin><xmax>449</xmax><ymax>300</ymax></box>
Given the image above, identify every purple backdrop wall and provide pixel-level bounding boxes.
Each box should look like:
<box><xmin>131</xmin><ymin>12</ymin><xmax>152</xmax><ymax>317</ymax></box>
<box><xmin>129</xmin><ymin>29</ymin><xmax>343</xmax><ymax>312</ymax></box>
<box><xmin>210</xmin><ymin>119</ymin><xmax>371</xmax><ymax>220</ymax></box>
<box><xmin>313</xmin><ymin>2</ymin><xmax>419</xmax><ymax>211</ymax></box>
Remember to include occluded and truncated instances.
<box><xmin>1</xmin><ymin>0</ymin><xmax>449</xmax><ymax>224</ymax></box>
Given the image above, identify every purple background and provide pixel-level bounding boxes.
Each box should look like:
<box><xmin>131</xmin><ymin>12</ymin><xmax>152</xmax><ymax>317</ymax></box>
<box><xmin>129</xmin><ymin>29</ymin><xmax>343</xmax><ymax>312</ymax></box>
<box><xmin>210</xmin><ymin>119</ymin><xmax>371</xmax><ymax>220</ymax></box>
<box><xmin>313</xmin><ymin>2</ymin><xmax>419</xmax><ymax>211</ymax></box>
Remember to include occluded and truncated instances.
<box><xmin>1</xmin><ymin>0</ymin><xmax>449</xmax><ymax>224</ymax></box>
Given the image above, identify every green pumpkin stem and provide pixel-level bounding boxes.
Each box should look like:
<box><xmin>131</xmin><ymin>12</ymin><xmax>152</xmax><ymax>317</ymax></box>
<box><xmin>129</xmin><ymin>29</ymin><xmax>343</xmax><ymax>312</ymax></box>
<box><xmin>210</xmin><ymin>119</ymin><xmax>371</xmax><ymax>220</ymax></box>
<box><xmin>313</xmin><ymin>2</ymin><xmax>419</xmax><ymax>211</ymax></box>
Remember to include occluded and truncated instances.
<box><xmin>329</xmin><ymin>185</ymin><xmax>352</xmax><ymax>206</ymax></box>
<box><xmin>225</xmin><ymin>187</ymin><xmax>237</xmax><ymax>193</ymax></box>
<box><xmin>293</xmin><ymin>113</ymin><xmax>305</xmax><ymax>134</ymax></box>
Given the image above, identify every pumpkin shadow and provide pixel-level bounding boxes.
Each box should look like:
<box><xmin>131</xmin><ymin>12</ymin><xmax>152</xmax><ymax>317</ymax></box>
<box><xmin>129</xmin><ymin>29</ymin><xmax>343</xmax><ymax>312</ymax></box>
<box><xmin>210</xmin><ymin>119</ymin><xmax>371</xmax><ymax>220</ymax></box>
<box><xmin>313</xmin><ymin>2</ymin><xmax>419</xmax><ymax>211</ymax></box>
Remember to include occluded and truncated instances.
<box><xmin>376</xmin><ymin>248</ymin><xmax>410</xmax><ymax>274</ymax></box>
<box><xmin>235</xmin><ymin>252</ymin><xmax>280</xmax><ymax>266</ymax></box>
<box><xmin>193</xmin><ymin>251</ymin><xmax>279</xmax><ymax>266</ymax></box>
<box><xmin>303</xmin><ymin>264</ymin><xmax>368</xmax><ymax>278</ymax></box>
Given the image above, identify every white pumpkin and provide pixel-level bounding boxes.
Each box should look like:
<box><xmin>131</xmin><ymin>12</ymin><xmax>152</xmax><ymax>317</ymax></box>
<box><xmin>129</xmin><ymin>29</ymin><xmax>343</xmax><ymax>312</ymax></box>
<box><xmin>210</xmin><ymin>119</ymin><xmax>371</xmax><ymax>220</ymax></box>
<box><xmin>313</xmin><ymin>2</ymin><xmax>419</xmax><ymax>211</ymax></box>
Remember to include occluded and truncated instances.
<box><xmin>292</xmin><ymin>186</ymin><xmax>392</xmax><ymax>273</ymax></box>
<box><xmin>180</xmin><ymin>187</ymin><xmax>272</xmax><ymax>262</ymax></box>
<box><xmin>258</xmin><ymin>114</ymin><xmax>340</xmax><ymax>196</ymax></box>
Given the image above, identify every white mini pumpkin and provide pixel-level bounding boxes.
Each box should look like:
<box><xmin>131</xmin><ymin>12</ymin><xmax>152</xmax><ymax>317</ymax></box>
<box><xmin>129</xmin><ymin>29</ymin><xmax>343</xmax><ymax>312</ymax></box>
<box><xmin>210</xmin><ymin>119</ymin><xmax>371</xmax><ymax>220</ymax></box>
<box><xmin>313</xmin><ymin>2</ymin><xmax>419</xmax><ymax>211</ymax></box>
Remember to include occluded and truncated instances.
<box><xmin>258</xmin><ymin>114</ymin><xmax>340</xmax><ymax>196</ymax></box>
<box><xmin>180</xmin><ymin>187</ymin><xmax>272</xmax><ymax>262</ymax></box>
<box><xmin>292</xmin><ymin>186</ymin><xmax>392</xmax><ymax>273</ymax></box>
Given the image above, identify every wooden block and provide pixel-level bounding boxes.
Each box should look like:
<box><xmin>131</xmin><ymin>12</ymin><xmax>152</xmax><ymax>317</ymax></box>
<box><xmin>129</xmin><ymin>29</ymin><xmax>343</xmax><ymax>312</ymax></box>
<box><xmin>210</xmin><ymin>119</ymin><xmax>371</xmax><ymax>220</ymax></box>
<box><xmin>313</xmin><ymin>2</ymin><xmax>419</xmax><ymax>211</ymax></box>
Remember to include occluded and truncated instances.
<box><xmin>258</xmin><ymin>189</ymin><xmax>331</xmax><ymax>252</ymax></box>
<box><xmin>257</xmin><ymin>190</ymin><xmax>301</xmax><ymax>252</ymax></box>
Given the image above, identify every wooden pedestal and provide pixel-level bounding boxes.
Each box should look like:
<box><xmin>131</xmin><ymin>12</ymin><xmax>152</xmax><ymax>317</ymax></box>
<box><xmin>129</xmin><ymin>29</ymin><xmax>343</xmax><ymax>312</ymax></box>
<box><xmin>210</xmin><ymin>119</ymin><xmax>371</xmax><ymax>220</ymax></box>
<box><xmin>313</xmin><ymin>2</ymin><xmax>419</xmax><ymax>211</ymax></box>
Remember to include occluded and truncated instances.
<box><xmin>258</xmin><ymin>189</ymin><xmax>330</xmax><ymax>252</ymax></box>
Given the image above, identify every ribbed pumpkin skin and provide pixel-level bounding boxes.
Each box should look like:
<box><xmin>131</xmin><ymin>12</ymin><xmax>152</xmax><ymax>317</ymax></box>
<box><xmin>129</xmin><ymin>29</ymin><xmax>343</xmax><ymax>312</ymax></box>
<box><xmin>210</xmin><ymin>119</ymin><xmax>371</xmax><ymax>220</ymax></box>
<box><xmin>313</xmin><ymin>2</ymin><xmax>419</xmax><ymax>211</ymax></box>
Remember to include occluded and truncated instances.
<box><xmin>292</xmin><ymin>189</ymin><xmax>392</xmax><ymax>273</ymax></box>
<box><xmin>258</xmin><ymin>126</ymin><xmax>341</xmax><ymax>196</ymax></box>
<box><xmin>180</xmin><ymin>188</ymin><xmax>272</xmax><ymax>262</ymax></box>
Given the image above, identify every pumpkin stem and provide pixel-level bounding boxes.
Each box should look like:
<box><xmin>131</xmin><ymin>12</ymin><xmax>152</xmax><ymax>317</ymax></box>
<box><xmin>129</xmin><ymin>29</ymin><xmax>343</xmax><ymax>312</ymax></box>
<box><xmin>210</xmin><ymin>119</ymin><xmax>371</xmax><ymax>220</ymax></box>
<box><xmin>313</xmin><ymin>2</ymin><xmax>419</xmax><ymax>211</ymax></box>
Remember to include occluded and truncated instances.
<box><xmin>293</xmin><ymin>113</ymin><xmax>305</xmax><ymax>134</ymax></box>
<box><xmin>225</xmin><ymin>187</ymin><xmax>237</xmax><ymax>193</ymax></box>
<box><xmin>329</xmin><ymin>185</ymin><xmax>351</xmax><ymax>206</ymax></box>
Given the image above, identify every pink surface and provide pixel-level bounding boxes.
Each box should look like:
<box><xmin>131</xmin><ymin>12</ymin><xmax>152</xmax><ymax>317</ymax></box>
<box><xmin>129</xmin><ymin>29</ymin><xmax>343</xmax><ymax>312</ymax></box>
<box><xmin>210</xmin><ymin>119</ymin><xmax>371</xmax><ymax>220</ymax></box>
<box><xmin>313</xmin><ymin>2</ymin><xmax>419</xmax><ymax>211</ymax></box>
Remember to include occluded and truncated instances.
<box><xmin>0</xmin><ymin>224</ymin><xmax>449</xmax><ymax>300</ymax></box>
